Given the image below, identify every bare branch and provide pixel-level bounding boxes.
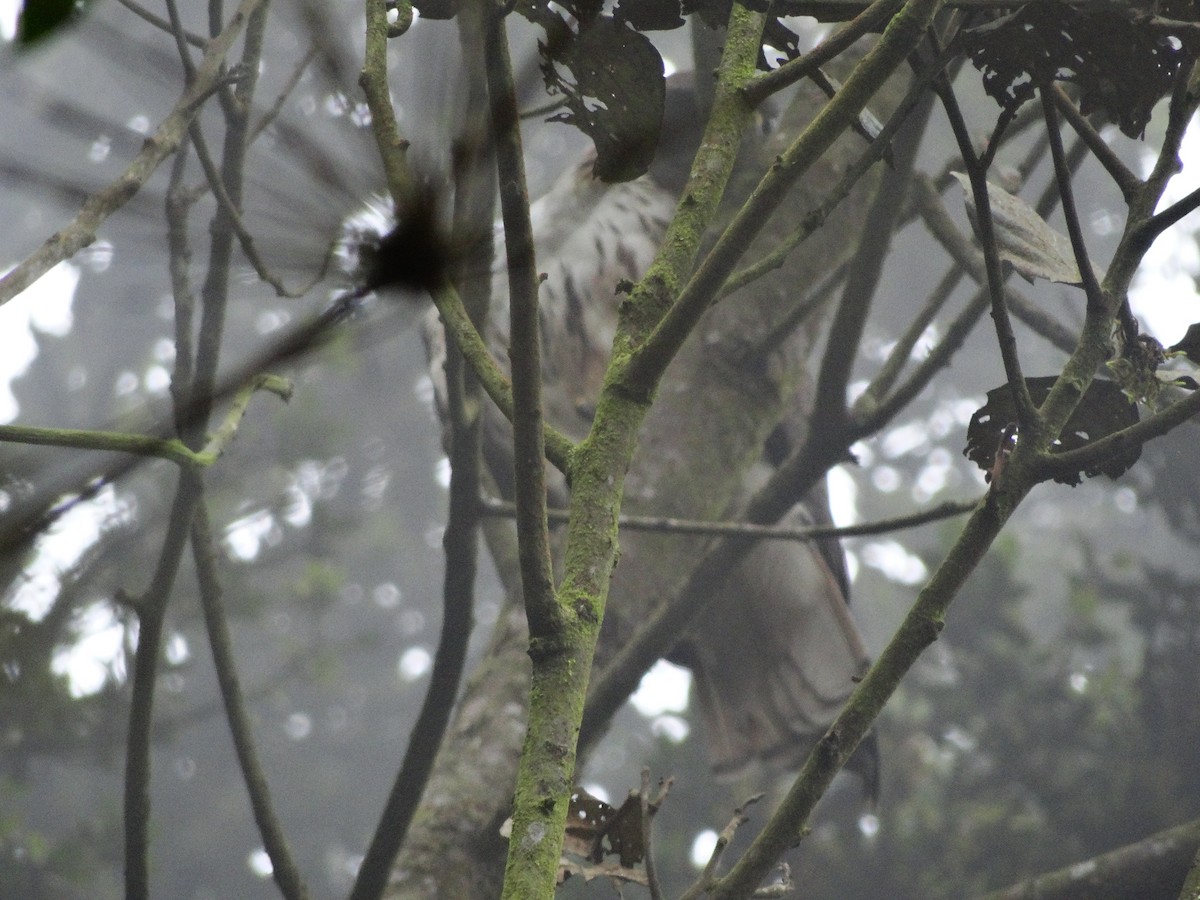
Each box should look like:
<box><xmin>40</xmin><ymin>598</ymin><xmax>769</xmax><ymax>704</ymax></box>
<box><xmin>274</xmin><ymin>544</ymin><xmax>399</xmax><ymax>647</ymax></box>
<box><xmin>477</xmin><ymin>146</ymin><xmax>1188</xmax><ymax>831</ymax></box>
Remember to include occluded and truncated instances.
<box><xmin>480</xmin><ymin>494</ymin><xmax>977</xmax><ymax>541</ymax></box>
<box><xmin>1034</xmin><ymin>385</ymin><xmax>1200</xmax><ymax>484</ymax></box>
<box><xmin>190</xmin><ymin>498</ymin><xmax>310</xmax><ymax>900</ymax></box>
<box><xmin>1049</xmin><ymin>84</ymin><xmax>1140</xmax><ymax>201</ymax></box>
<box><xmin>0</xmin><ymin>0</ymin><xmax>267</xmax><ymax>307</ymax></box>
<box><xmin>934</xmin><ymin>74</ymin><xmax>1039</xmax><ymax>429</ymax></box>
<box><xmin>679</xmin><ymin>795</ymin><xmax>765</xmax><ymax>900</ymax></box>
<box><xmin>978</xmin><ymin>817</ymin><xmax>1200</xmax><ymax>900</ymax></box>
<box><xmin>743</xmin><ymin>0</ymin><xmax>905</xmax><ymax>107</ymax></box>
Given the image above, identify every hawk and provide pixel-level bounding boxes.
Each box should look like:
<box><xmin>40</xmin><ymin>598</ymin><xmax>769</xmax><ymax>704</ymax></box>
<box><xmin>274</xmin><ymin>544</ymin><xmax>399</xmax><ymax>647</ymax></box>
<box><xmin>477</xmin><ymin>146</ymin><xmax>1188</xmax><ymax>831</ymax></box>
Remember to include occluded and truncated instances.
<box><xmin>421</xmin><ymin>80</ymin><xmax>875</xmax><ymax>787</ymax></box>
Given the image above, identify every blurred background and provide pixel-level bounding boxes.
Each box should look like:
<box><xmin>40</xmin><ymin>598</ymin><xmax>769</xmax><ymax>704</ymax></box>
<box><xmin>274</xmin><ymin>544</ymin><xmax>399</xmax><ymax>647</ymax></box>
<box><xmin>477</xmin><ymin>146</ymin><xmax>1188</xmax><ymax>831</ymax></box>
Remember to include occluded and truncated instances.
<box><xmin>1</xmin><ymin>2</ymin><xmax>1198</xmax><ymax>897</ymax></box>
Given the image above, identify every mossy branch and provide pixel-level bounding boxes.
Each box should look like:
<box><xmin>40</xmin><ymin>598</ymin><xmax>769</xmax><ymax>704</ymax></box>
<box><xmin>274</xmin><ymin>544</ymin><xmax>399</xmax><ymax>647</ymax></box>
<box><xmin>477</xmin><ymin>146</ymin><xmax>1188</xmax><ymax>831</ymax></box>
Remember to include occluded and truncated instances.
<box><xmin>0</xmin><ymin>374</ymin><xmax>290</xmax><ymax>468</ymax></box>
<box><xmin>623</xmin><ymin>0</ymin><xmax>946</xmax><ymax>395</ymax></box>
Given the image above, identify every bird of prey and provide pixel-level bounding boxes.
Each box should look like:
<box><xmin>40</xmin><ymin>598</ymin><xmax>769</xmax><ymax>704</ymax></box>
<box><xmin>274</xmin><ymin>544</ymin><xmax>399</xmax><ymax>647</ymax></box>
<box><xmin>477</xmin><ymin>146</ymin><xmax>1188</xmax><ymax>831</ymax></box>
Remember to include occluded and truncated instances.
<box><xmin>421</xmin><ymin>79</ymin><xmax>875</xmax><ymax>787</ymax></box>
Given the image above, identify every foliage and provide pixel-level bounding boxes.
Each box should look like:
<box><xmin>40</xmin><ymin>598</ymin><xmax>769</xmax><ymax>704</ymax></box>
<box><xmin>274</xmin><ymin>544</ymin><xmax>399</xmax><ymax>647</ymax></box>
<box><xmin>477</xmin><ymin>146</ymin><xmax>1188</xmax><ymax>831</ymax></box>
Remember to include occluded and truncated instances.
<box><xmin>1</xmin><ymin>1</ymin><xmax>1200</xmax><ymax>899</ymax></box>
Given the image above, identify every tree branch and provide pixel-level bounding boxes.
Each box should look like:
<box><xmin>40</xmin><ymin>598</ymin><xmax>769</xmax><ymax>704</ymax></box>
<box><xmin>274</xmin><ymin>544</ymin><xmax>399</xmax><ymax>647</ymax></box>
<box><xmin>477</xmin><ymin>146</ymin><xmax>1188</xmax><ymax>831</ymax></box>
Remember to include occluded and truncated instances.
<box><xmin>0</xmin><ymin>0</ymin><xmax>266</xmax><ymax>307</ymax></box>
<box><xmin>349</xmin><ymin>6</ymin><xmax>494</xmax><ymax>894</ymax></box>
<box><xmin>480</xmin><ymin>0</ymin><xmax>557</xmax><ymax>643</ymax></box>
<box><xmin>480</xmin><ymin>494</ymin><xmax>977</xmax><ymax>541</ymax></box>
<box><xmin>978</xmin><ymin>817</ymin><xmax>1200</xmax><ymax>900</ymax></box>
<box><xmin>123</xmin><ymin>477</ymin><xmax>201</xmax><ymax>900</ymax></box>
<box><xmin>1035</xmin><ymin>385</ymin><xmax>1200</xmax><ymax>483</ymax></box>
<box><xmin>625</xmin><ymin>0</ymin><xmax>944</xmax><ymax>395</ymax></box>
<box><xmin>190</xmin><ymin>495</ymin><xmax>309</xmax><ymax>900</ymax></box>
<box><xmin>710</xmin><ymin>484</ymin><xmax>1025</xmax><ymax>898</ymax></box>
<box><xmin>743</xmin><ymin>0</ymin><xmax>904</xmax><ymax>106</ymax></box>
<box><xmin>934</xmin><ymin>73</ymin><xmax>1039</xmax><ymax>430</ymax></box>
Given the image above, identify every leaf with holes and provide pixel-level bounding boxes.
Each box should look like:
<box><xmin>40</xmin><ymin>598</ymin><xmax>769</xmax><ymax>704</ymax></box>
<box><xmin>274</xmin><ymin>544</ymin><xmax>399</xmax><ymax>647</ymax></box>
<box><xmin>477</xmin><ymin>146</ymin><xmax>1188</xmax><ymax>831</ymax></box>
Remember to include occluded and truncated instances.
<box><xmin>563</xmin><ymin>786</ymin><xmax>646</xmax><ymax>867</ymax></box>
<box><xmin>960</xmin><ymin>1</ymin><xmax>1195</xmax><ymax>139</ymax></box>
<box><xmin>965</xmin><ymin>377</ymin><xmax>1141</xmax><ymax>487</ymax></box>
<box><xmin>539</xmin><ymin>17</ymin><xmax>665</xmax><ymax>183</ymax></box>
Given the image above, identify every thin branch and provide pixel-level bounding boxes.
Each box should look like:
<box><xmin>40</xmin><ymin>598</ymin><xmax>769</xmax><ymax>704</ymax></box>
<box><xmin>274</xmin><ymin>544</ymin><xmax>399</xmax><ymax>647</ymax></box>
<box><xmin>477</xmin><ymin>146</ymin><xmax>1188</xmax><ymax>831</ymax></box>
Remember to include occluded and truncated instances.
<box><xmin>1049</xmin><ymin>83</ymin><xmax>1140</xmax><ymax>201</ymax></box>
<box><xmin>114</xmin><ymin>0</ymin><xmax>208</xmax><ymax>47</ymax></box>
<box><xmin>186</xmin><ymin>122</ymin><xmax>322</xmax><ymax>297</ymax></box>
<box><xmin>856</xmin><ymin>263</ymin><xmax>962</xmax><ymax>411</ymax></box>
<box><xmin>358</xmin><ymin>0</ymin><xmax>416</xmax><ymax>209</ymax></box>
<box><xmin>1039</xmin><ymin>85</ymin><xmax>1106</xmax><ymax>318</ymax></box>
<box><xmin>198</xmin><ymin>373</ymin><xmax>293</xmax><ymax>459</ymax></box>
<box><xmin>430</xmin><ymin>282</ymin><xmax>575</xmax><ymax>472</ymax></box>
<box><xmin>679</xmin><ymin>795</ymin><xmax>765</xmax><ymax>900</ymax></box>
<box><xmin>0</xmin><ymin>0</ymin><xmax>266</xmax><ymax>307</ymax></box>
<box><xmin>708</xmin><ymin>485</ymin><xmax>1021</xmax><ymax>899</ymax></box>
<box><xmin>1122</xmin><ymin>63</ymin><xmax>1200</xmax><ymax>268</ymax></box>
<box><xmin>0</xmin><ymin>425</ymin><xmax>210</xmax><ymax>468</ymax></box>
<box><xmin>1137</xmin><ymin>181</ymin><xmax>1200</xmax><ymax>248</ymax></box>
<box><xmin>978</xmin><ymin>816</ymin><xmax>1200</xmax><ymax>900</ymax></box>
<box><xmin>640</xmin><ymin>769</ymin><xmax>672</xmax><ymax>900</ymax></box>
<box><xmin>481</xmin><ymin>1</ymin><xmax>557</xmax><ymax>641</ymax></box>
<box><xmin>349</xmin><ymin>6</ymin><xmax>493</xmax><ymax>894</ymax></box>
<box><xmin>123</xmin><ymin>477</ymin><xmax>201</xmax><ymax>900</ymax></box>
<box><xmin>813</xmin><ymin>76</ymin><xmax>934</xmax><ymax>430</ymax></box>
<box><xmin>190</xmin><ymin>496</ymin><xmax>309</xmax><ymax>900</ymax></box>
<box><xmin>1034</xmin><ymin>385</ymin><xmax>1200</xmax><ymax>483</ymax></box>
<box><xmin>934</xmin><ymin>73</ymin><xmax>1039</xmax><ymax>429</ymax></box>
<box><xmin>250</xmin><ymin>42</ymin><xmax>320</xmax><ymax>143</ymax></box>
<box><xmin>855</xmin><ymin>281</ymin><xmax>990</xmax><ymax>433</ymax></box>
<box><xmin>743</xmin><ymin>0</ymin><xmax>905</xmax><ymax>106</ymax></box>
<box><xmin>479</xmin><ymin>494</ymin><xmax>977</xmax><ymax>541</ymax></box>
<box><xmin>722</xmin><ymin>44</ymin><xmax>950</xmax><ymax>300</ymax></box>
<box><xmin>186</xmin><ymin>0</ymin><xmax>269</xmax><ymax>442</ymax></box>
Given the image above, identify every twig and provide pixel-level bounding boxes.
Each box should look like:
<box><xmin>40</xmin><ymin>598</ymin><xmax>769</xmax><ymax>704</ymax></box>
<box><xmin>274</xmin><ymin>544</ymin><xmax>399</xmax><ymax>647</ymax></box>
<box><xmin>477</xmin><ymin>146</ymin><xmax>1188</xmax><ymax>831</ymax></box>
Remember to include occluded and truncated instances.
<box><xmin>0</xmin><ymin>0</ymin><xmax>266</xmax><ymax>307</ymax></box>
<box><xmin>250</xmin><ymin>43</ymin><xmax>319</xmax><ymax>143</ymax></box>
<box><xmin>479</xmin><ymin>494</ymin><xmax>977</xmax><ymax>541</ymax></box>
<box><xmin>934</xmin><ymin>73</ymin><xmax>1038</xmax><ymax>429</ymax></box>
<box><xmin>1049</xmin><ymin>84</ymin><xmax>1140</xmax><ymax>201</ymax></box>
<box><xmin>186</xmin><ymin>121</ymin><xmax>327</xmax><ymax>297</ymax></box>
<box><xmin>679</xmin><ymin>795</ymin><xmax>765</xmax><ymax>900</ymax></box>
<box><xmin>640</xmin><ymin>769</ymin><xmax>673</xmax><ymax>900</ymax></box>
<box><xmin>123</xmin><ymin>478</ymin><xmax>201</xmax><ymax>900</ymax></box>
<box><xmin>743</xmin><ymin>0</ymin><xmax>905</xmax><ymax>107</ymax></box>
<box><xmin>1034</xmin><ymin>384</ymin><xmax>1200</xmax><ymax>483</ymax></box>
<box><xmin>114</xmin><ymin>0</ymin><xmax>207</xmax><ymax>47</ymax></box>
<box><xmin>1039</xmin><ymin>85</ymin><xmax>1106</xmax><ymax>318</ymax></box>
<box><xmin>977</xmin><ymin>816</ymin><xmax>1200</xmax><ymax>900</ymax></box>
<box><xmin>199</xmin><ymin>373</ymin><xmax>293</xmax><ymax>458</ymax></box>
<box><xmin>190</xmin><ymin>496</ymin><xmax>309</xmax><ymax>900</ymax></box>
